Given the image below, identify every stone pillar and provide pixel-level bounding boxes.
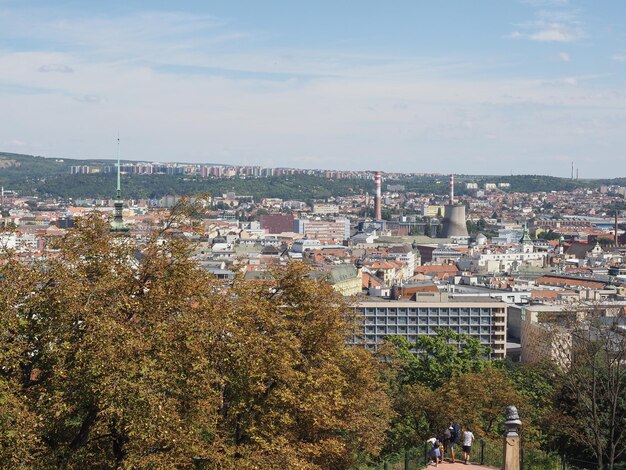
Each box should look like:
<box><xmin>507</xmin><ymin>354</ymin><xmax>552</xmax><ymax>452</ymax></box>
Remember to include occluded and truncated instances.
<box><xmin>503</xmin><ymin>405</ymin><xmax>521</xmax><ymax>470</ymax></box>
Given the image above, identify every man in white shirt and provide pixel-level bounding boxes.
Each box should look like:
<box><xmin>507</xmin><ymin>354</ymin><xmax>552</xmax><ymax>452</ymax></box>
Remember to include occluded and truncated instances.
<box><xmin>462</xmin><ymin>428</ymin><xmax>475</xmax><ymax>464</ymax></box>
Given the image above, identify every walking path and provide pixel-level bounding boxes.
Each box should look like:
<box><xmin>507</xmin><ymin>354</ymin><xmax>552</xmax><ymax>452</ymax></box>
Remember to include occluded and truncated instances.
<box><xmin>426</xmin><ymin>460</ymin><xmax>499</xmax><ymax>469</ymax></box>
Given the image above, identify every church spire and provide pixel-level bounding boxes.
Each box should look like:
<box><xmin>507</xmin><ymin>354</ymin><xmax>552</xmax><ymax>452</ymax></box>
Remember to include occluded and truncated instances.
<box><xmin>111</xmin><ymin>136</ymin><xmax>129</xmax><ymax>233</ymax></box>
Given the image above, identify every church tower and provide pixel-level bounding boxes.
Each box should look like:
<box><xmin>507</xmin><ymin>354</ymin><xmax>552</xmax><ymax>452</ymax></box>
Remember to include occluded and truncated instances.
<box><xmin>110</xmin><ymin>138</ymin><xmax>129</xmax><ymax>233</ymax></box>
<box><xmin>519</xmin><ymin>224</ymin><xmax>533</xmax><ymax>253</ymax></box>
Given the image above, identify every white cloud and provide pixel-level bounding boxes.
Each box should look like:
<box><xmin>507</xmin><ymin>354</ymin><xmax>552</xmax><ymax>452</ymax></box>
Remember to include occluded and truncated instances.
<box><xmin>38</xmin><ymin>63</ymin><xmax>74</xmax><ymax>73</ymax></box>
<box><xmin>558</xmin><ymin>52</ymin><xmax>571</xmax><ymax>62</ymax></box>
<box><xmin>73</xmin><ymin>94</ymin><xmax>105</xmax><ymax>103</ymax></box>
<box><xmin>612</xmin><ymin>54</ymin><xmax>626</xmax><ymax>63</ymax></box>
<box><xmin>508</xmin><ymin>7</ymin><xmax>585</xmax><ymax>43</ymax></box>
<box><xmin>560</xmin><ymin>77</ymin><xmax>577</xmax><ymax>85</ymax></box>
<box><xmin>521</xmin><ymin>0</ymin><xmax>569</xmax><ymax>5</ymax></box>
<box><xmin>530</xmin><ymin>23</ymin><xmax>582</xmax><ymax>42</ymax></box>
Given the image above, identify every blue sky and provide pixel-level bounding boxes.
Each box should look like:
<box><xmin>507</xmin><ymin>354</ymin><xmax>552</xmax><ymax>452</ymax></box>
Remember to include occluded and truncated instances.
<box><xmin>1</xmin><ymin>0</ymin><xmax>626</xmax><ymax>177</ymax></box>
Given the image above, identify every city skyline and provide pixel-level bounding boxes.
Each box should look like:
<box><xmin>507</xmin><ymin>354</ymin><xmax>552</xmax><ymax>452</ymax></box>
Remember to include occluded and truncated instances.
<box><xmin>1</xmin><ymin>1</ymin><xmax>626</xmax><ymax>177</ymax></box>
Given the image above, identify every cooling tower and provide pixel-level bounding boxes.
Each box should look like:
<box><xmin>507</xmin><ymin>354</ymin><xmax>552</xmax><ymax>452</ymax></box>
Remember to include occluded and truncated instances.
<box><xmin>441</xmin><ymin>204</ymin><xmax>468</xmax><ymax>238</ymax></box>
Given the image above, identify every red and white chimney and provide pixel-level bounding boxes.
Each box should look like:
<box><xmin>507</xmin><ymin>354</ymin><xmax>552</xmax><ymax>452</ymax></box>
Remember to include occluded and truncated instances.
<box><xmin>374</xmin><ymin>171</ymin><xmax>382</xmax><ymax>220</ymax></box>
<box><xmin>449</xmin><ymin>174</ymin><xmax>455</xmax><ymax>204</ymax></box>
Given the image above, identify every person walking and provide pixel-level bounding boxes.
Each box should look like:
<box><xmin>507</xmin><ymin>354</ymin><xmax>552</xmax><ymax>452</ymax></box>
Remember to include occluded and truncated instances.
<box><xmin>448</xmin><ymin>421</ymin><xmax>461</xmax><ymax>463</ymax></box>
<box><xmin>462</xmin><ymin>427</ymin><xmax>475</xmax><ymax>465</ymax></box>
<box><xmin>443</xmin><ymin>426</ymin><xmax>452</xmax><ymax>461</ymax></box>
<box><xmin>427</xmin><ymin>436</ymin><xmax>441</xmax><ymax>467</ymax></box>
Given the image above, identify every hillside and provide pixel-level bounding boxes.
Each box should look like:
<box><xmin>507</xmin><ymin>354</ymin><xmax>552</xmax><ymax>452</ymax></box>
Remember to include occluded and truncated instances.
<box><xmin>0</xmin><ymin>151</ymin><xmax>620</xmax><ymax>200</ymax></box>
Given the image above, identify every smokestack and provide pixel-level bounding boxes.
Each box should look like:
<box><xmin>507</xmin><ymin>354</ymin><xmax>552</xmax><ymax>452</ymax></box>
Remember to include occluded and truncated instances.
<box><xmin>615</xmin><ymin>209</ymin><xmax>619</xmax><ymax>246</ymax></box>
<box><xmin>449</xmin><ymin>175</ymin><xmax>455</xmax><ymax>204</ymax></box>
<box><xmin>571</xmin><ymin>162</ymin><xmax>574</xmax><ymax>180</ymax></box>
<box><xmin>576</xmin><ymin>168</ymin><xmax>579</xmax><ymax>180</ymax></box>
<box><xmin>374</xmin><ymin>171</ymin><xmax>382</xmax><ymax>220</ymax></box>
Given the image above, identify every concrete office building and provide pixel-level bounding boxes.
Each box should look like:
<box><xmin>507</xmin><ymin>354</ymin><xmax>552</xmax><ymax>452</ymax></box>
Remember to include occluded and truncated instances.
<box><xmin>354</xmin><ymin>293</ymin><xmax>507</xmax><ymax>358</ymax></box>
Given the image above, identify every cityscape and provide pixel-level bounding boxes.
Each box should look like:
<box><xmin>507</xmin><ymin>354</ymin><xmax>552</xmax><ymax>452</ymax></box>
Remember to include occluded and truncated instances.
<box><xmin>1</xmin><ymin>1</ymin><xmax>625</xmax><ymax>469</ymax></box>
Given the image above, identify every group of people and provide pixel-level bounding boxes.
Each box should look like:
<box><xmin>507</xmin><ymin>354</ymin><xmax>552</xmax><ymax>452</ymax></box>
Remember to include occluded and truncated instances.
<box><xmin>427</xmin><ymin>422</ymin><xmax>475</xmax><ymax>466</ymax></box>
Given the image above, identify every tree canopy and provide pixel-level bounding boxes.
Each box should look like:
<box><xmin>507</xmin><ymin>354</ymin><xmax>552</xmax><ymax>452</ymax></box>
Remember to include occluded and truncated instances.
<box><xmin>0</xmin><ymin>215</ymin><xmax>390</xmax><ymax>469</ymax></box>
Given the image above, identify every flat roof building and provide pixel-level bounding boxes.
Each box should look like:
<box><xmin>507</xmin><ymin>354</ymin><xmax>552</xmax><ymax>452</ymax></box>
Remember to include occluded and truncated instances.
<box><xmin>354</xmin><ymin>294</ymin><xmax>507</xmax><ymax>359</ymax></box>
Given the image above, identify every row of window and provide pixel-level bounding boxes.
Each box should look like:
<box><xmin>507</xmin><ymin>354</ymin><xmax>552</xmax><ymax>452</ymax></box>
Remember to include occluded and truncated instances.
<box><xmin>363</xmin><ymin>307</ymin><xmax>497</xmax><ymax>315</ymax></box>
<box><xmin>364</xmin><ymin>317</ymin><xmax>493</xmax><ymax>325</ymax></box>
<box><xmin>361</xmin><ymin>332</ymin><xmax>494</xmax><ymax>343</ymax></box>
<box><xmin>364</xmin><ymin>325</ymin><xmax>493</xmax><ymax>335</ymax></box>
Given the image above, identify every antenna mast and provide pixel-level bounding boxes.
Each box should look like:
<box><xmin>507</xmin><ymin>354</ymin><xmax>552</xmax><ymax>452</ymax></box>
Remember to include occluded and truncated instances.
<box><xmin>116</xmin><ymin>136</ymin><xmax>121</xmax><ymax>199</ymax></box>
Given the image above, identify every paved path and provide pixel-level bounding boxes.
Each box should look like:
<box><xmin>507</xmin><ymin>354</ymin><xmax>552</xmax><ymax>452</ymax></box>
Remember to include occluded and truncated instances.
<box><xmin>425</xmin><ymin>460</ymin><xmax>499</xmax><ymax>469</ymax></box>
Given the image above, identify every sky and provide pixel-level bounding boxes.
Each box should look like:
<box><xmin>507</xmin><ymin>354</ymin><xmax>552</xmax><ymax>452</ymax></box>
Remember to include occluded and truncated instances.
<box><xmin>1</xmin><ymin>0</ymin><xmax>626</xmax><ymax>177</ymax></box>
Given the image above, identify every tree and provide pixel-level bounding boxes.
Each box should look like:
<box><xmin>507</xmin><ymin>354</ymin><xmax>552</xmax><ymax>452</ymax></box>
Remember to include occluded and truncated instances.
<box><xmin>549</xmin><ymin>307</ymin><xmax>626</xmax><ymax>469</ymax></box>
<box><xmin>377</xmin><ymin>332</ymin><xmax>492</xmax><ymax>453</ymax></box>
<box><xmin>537</xmin><ymin>230</ymin><xmax>562</xmax><ymax>241</ymax></box>
<box><xmin>399</xmin><ymin>330</ymin><xmax>491</xmax><ymax>389</ymax></box>
<box><xmin>212</xmin><ymin>262</ymin><xmax>391</xmax><ymax>468</ymax></box>
<box><xmin>499</xmin><ymin>361</ymin><xmax>559</xmax><ymax>447</ymax></box>
<box><xmin>0</xmin><ymin>214</ymin><xmax>391</xmax><ymax>469</ymax></box>
<box><xmin>439</xmin><ymin>367</ymin><xmax>522</xmax><ymax>439</ymax></box>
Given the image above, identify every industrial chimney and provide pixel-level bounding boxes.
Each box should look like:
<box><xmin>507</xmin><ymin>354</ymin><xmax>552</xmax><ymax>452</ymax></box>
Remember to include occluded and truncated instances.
<box><xmin>374</xmin><ymin>171</ymin><xmax>382</xmax><ymax>220</ymax></box>
<box><xmin>449</xmin><ymin>174</ymin><xmax>455</xmax><ymax>204</ymax></box>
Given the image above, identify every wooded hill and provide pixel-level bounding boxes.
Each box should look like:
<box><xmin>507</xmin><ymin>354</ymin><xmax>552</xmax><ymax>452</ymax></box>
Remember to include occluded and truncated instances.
<box><xmin>1</xmin><ymin>151</ymin><xmax>624</xmax><ymax>201</ymax></box>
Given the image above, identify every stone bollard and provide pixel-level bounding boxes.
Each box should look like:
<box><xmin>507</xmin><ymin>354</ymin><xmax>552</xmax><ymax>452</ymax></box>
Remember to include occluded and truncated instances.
<box><xmin>502</xmin><ymin>405</ymin><xmax>521</xmax><ymax>470</ymax></box>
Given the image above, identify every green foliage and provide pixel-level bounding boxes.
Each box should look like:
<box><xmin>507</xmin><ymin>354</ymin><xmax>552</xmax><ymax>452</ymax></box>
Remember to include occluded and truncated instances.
<box><xmin>537</xmin><ymin>230</ymin><xmax>562</xmax><ymax>240</ymax></box>
<box><xmin>409</xmin><ymin>329</ymin><xmax>490</xmax><ymax>388</ymax></box>
<box><xmin>389</xmin><ymin>329</ymin><xmax>491</xmax><ymax>389</ymax></box>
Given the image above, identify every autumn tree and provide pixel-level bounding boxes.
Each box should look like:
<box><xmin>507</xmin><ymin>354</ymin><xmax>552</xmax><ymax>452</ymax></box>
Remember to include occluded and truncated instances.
<box><xmin>439</xmin><ymin>367</ymin><xmax>522</xmax><ymax>439</ymax></box>
<box><xmin>210</xmin><ymin>262</ymin><xmax>391</xmax><ymax>469</ymax></box>
<box><xmin>0</xmin><ymin>214</ymin><xmax>390</xmax><ymax>469</ymax></box>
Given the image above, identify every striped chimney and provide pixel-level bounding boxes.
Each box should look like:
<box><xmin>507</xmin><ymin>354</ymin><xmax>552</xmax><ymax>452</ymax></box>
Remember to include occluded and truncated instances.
<box><xmin>450</xmin><ymin>174</ymin><xmax>455</xmax><ymax>204</ymax></box>
<box><xmin>375</xmin><ymin>171</ymin><xmax>382</xmax><ymax>220</ymax></box>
